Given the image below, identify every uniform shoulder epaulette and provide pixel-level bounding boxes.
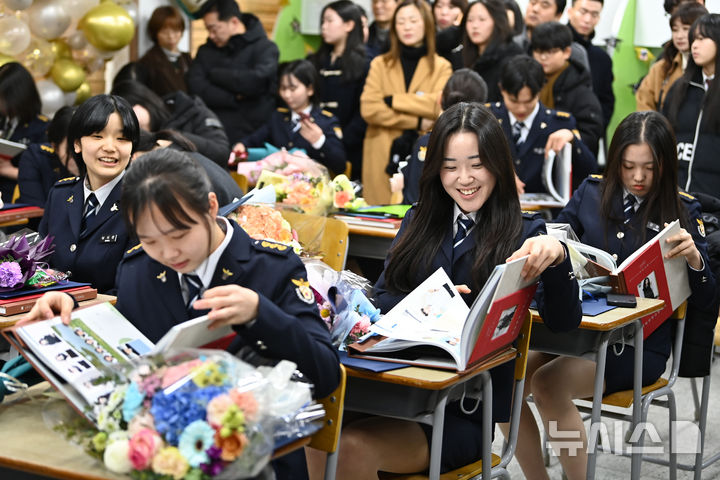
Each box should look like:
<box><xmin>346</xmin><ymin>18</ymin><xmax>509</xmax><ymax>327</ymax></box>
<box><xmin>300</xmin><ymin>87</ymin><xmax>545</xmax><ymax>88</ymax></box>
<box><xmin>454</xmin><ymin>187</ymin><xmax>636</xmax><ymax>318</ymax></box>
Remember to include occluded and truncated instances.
<box><xmin>588</xmin><ymin>174</ymin><xmax>603</xmax><ymax>182</ymax></box>
<box><xmin>40</xmin><ymin>144</ymin><xmax>54</xmax><ymax>154</ymax></box>
<box><xmin>37</xmin><ymin>114</ymin><xmax>49</xmax><ymax>122</ymax></box>
<box><xmin>484</xmin><ymin>102</ymin><xmax>492</xmax><ymax>108</ymax></box>
<box><xmin>321</xmin><ymin>109</ymin><xmax>334</xmax><ymax>117</ymax></box>
<box><xmin>522</xmin><ymin>210</ymin><xmax>541</xmax><ymax>219</ymax></box>
<box><xmin>276</xmin><ymin>107</ymin><xmax>289</xmax><ymax>113</ymax></box>
<box><xmin>252</xmin><ymin>239</ymin><xmax>291</xmax><ymax>255</ymax></box>
<box><xmin>679</xmin><ymin>191</ymin><xmax>696</xmax><ymax>202</ymax></box>
<box><xmin>555</xmin><ymin>110</ymin><xmax>571</xmax><ymax>118</ymax></box>
<box><xmin>54</xmin><ymin>176</ymin><xmax>80</xmax><ymax>186</ymax></box>
<box><xmin>124</xmin><ymin>243</ymin><xmax>144</xmax><ymax>258</ymax></box>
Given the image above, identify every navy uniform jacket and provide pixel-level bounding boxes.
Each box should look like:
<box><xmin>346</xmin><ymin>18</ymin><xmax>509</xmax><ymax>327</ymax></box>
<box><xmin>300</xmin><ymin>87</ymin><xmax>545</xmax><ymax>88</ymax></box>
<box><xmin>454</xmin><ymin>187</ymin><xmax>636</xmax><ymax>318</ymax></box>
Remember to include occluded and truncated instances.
<box><xmin>39</xmin><ymin>176</ymin><xmax>131</xmax><ymax>293</ymax></box>
<box><xmin>400</xmin><ymin>132</ymin><xmax>429</xmax><ymax>204</ymax></box>
<box><xmin>1</xmin><ymin>114</ymin><xmax>49</xmax><ymax>203</ymax></box>
<box><xmin>17</xmin><ymin>143</ymin><xmax>71</xmax><ymax>207</ymax></box>
<box><xmin>115</xmin><ymin>219</ymin><xmax>340</xmax><ymax>399</ymax></box>
<box><xmin>374</xmin><ymin>208</ymin><xmax>582</xmax><ymax>425</ymax></box>
<box><xmin>241</xmin><ymin>106</ymin><xmax>347</xmax><ymax>176</ymax></box>
<box><xmin>555</xmin><ymin>176</ymin><xmax>716</xmax><ymax>359</ymax></box>
<box><xmin>488</xmin><ymin>102</ymin><xmax>597</xmax><ymax>194</ymax></box>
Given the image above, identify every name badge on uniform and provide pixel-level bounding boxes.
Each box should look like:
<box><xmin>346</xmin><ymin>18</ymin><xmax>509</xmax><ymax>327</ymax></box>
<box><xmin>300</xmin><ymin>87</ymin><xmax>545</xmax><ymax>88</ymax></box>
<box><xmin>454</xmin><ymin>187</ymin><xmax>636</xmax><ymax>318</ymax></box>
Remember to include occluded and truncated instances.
<box><xmin>101</xmin><ymin>234</ymin><xmax>118</xmax><ymax>243</ymax></box>
<box><xmin>646</xmin><ymin>221</ymin><xmax>661</xmax><ymax>233</ymax></box>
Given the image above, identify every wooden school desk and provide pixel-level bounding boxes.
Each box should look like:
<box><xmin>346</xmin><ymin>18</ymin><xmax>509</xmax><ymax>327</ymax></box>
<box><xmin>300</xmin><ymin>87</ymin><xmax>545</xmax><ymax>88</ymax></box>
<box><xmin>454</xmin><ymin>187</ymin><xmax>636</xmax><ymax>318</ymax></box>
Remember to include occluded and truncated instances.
<box><xmin>345</xmin><ymin>223</ymin><xmax>398</xmax><ymax>260</ymax></box>
<box><xmin>530</xmin><ymin>297</ymin><xmax>665</xmax><ymax>480</ymax></box>
<box><xmin>344</xmin><ymin>347</ymin><xmax>518</xmax><ymax>480</ymax></box>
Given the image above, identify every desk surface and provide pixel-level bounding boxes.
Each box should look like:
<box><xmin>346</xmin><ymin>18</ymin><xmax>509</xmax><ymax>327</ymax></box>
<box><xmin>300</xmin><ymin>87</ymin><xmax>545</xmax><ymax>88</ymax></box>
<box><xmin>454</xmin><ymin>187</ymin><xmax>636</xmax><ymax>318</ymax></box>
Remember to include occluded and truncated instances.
<box><xmin>346</xmin><ymin>347</ymin><xmax>517</xmax><ymax>390</ymax></box>
<box><xmin>0</xmin><ymin>294</ymin><xmax>117</xmax><ymax>329</ymax></box>
<box><xmin>531</xmin><ymin>297</ymin><xmax>665</xmax><ymax>331</ymax></box>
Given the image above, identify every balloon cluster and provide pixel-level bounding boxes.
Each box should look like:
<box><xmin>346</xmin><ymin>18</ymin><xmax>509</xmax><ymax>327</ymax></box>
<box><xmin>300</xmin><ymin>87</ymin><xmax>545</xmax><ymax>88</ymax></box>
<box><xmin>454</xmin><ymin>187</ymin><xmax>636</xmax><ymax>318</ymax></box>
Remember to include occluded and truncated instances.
<box><xmin>0</xmin><ymin>0</ymin><xmax>137</xmax><ymax>116</ymax></box>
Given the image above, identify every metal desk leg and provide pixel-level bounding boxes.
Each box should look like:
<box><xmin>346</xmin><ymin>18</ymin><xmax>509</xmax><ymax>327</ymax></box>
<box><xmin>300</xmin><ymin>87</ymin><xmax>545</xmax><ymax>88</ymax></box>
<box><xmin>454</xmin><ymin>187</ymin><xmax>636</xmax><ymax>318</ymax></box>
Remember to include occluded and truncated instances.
<box><xmin>630</xmin><ymin>321</ymin><xmax>644</xmax><ymax>479</ymax></box>
<box><xmin>587</xmin><ymin>335</ymin><xmax>610</xmax><ymax>480</ymax></box>
<box><xmin>429</xmin><ymin>392</ymin><xmax>450</xmax><ymax>480</ymax></box>
<box><xmin>481</xmin><ymin>371</ymin><xmax>492</xmax><ymax>479</ymax></box>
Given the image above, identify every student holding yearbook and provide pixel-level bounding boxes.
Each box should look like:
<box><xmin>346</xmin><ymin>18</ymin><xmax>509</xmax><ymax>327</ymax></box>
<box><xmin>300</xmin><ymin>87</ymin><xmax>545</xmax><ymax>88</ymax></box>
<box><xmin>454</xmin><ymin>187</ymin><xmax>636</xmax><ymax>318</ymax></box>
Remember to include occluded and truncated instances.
<box><xmin>512</xmin><ymin>111</ymin><xmax>716</xmax><ymax>480</ymax></box>
<box><xmin>26</xmin><ymin>148</ymin><xmax>340</xmax><ymax>480</ymax></box>
<box><xmin>306</xmin><ymin>102</ymin><xmax>581</xmax><ymax>478</ymax></box>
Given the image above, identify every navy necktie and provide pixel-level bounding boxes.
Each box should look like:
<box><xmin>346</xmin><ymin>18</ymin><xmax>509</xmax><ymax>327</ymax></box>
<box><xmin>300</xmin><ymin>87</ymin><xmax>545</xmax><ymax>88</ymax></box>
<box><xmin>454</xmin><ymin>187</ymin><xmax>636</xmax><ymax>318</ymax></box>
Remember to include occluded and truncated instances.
<box><xmin>183</xmin><ymin>274</ymin><xmax>203</xmax><ymax>314</ymax></box>
<box><xmin>453</xmin><ymin>217</ymin><xmax>475</xmax><ymax>248</ymax></box>
<box><xmin>80</xmin><ymin>193</ymin><xmax>98</xmax><ymax>235</ymax></box>
<box><xmin>512</xmin><ymin>121</ymin><xmax>525</xmax><ymax>145</ymax></box>
<box><xmin>623</xmin><ymin>195</ymin><xmax>636</xmax><ymax>224</ymax></box>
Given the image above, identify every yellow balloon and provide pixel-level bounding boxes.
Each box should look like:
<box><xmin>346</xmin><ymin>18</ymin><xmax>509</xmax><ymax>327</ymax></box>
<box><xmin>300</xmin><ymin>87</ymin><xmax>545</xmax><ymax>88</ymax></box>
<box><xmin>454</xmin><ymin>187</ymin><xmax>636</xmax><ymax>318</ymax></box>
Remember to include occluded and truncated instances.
<box><xmin>50</xmin><ymin>39</ymin><xmax>72</xmax><ymax>59</ymax></box>
<box><xmin>50</xmin><ymin>58</ymin><xmax>86</xmax><ymax>91</ymax></box>
<box><xmin>0</xmin><ymin>54</ymin><xmax>15</xmax><ymax>67</ymax></box>
<box><xmin>74</xmin><ymin>80</ymin><xmax>91</xmax><ymax>105</ymax></box>
<box><xmin>79</xmin><ymin>1</ymin><xmax>134</xmax><ymax>52</ymax></box>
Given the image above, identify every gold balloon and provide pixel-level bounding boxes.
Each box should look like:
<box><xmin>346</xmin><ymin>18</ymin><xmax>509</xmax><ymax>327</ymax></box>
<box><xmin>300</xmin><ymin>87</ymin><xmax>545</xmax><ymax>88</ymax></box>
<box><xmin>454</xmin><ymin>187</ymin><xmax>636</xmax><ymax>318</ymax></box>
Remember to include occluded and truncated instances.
<box><xmin>50</xmin><ymin>58</ymin><xmax>86</xmax><ymax>92</ymax></box>
<box><xmin>74</xmin><ymin>80</ymin><xmax>91</xmax><ymax>105</ymax></box>
<box><xmin>0</xmin><ymin>54</ymin><xmax>15</xmax><ymax>67</ymax></box>
<box><xmin>79</xmin><ymin>1</ymin><xmax>134</xmax><ymax>52</ymax></box>
<box><xmin>50</xmin><ymin>39</ymin><xmax>72</xmax><ymax>59</ymax></box>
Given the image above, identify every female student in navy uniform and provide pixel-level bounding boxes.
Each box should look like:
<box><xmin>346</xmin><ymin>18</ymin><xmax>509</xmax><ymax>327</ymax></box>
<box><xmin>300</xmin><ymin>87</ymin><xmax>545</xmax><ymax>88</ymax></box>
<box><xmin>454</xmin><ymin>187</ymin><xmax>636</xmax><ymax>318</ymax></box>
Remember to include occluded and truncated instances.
<box><xmin>307</xmin><ymin>102</ymin><xmax>582</xmax><ymax>479</ymax></box>
<box><xmin>232</xmin><ymin>59</ymin><xmax>347</xmax><ymax>176</ymax></box>
<box><xmin>0</xmin><ymin>62</ymin><xmax>50</xmax><ymax>202</ymax></box>
<box><xmin>39</xmin><ymin>95</ymin><xmax>139</xmax><ymax>294</ymax></box>
<box><xmin>27</xmin><ymin>148</ymin><xmax>340</xmax><ymax>479</ymax></box>
<box><xmin>511</xmin><ymin>111</ymin><xmax>716</xmax><ymax>480</ymax></box>
<box><xmin>17</xmin><ymin>106</ymin><xmax>78</xmax><ymax>207</ymax></box>
<box><xmin>309</xmin><ymin>0</ymin><xmax>369</xmax><ymax>179</ymax></box>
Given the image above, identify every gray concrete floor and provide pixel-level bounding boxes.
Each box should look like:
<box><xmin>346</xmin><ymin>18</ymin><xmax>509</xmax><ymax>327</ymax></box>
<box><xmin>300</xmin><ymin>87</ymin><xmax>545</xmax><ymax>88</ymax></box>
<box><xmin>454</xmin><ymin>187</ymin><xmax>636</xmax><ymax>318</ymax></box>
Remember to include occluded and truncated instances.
<box><xmin>493</xmin><ymin>357</ymin><xmax>720</xmax><ymax>479</ymax></box>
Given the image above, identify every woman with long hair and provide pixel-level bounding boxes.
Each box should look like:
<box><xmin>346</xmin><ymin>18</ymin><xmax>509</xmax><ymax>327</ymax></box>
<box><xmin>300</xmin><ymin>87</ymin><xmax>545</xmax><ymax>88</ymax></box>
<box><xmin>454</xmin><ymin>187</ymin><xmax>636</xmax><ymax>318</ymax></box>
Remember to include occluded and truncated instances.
<box><xmin>663</xmin><ymin>13</ymin><xmax>720</xmax><ymax>196</ymax></box>
<box><xmin>512</xmin><ymin>111</ymin><xmax>715</xmax><ymax>480</ymax></box>
<box><xmin>309</xmin><ymin>0</ymin><xmax>369</xmax><ymax>179</ymax></box>
<box><xmin>360</xmin><ymin>0</ymin><xmax>452</xmax><ymax>204</ymax></box>
<box><xmin>636</xmin><ymin>2</ymin><xmax>708</xmax><ymax>111</ymax></box>
<box><xmin>307</xmin><ymin>102</ymin><xmax>581</xmax><ymax>479</ymax></box>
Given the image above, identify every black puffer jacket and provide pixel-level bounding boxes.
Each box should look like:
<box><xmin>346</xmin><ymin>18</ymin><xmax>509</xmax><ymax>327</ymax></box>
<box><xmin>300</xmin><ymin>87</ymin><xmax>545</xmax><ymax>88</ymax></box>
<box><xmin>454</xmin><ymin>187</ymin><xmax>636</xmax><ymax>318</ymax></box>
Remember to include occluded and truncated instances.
<box><xmin>187</xmin><ymin>13</ymin><xmax>279</xmax><ymax>143</ymax></box>
<box><xmin>163</xmin><ymin>91</ymin><xmax>231</xmax><ymax>167</ymax></box>
<box><xmin>552</xmin><ymin>58</ymin><xmax>604</xmax><ymax>157</ymax></box>
<box><xmin>468</xmin><ymin>42</ymin><xmax>524</xmax><ymax>102</ymax></box>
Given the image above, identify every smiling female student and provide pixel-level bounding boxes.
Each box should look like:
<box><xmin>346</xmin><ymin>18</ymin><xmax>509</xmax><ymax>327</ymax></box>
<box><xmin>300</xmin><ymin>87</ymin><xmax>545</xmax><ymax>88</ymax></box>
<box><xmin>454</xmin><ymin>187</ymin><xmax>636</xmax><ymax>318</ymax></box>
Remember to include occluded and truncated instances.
<box><xmin>307</xmin><ymin>102</ymin><xmax>581</xmax><ymax>479</ymax></box>
<box><xmin>38</xmin><ymin>94</ymin><xmax>139</xmax><ymax>294</ymax></box>
<box><xmin>511</xmin><ymin>111</ymin><xmax>716</xmax><ymax>480</ymax></box>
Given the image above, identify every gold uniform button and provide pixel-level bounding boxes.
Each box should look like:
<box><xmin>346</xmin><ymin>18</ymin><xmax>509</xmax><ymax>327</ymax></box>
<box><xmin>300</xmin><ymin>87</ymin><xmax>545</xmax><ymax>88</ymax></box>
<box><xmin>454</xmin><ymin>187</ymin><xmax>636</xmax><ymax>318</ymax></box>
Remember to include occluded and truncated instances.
<box><xmin>70</xmin><ymin>244</ymin><xmax>77</xmax><ymax>252</ymax></box>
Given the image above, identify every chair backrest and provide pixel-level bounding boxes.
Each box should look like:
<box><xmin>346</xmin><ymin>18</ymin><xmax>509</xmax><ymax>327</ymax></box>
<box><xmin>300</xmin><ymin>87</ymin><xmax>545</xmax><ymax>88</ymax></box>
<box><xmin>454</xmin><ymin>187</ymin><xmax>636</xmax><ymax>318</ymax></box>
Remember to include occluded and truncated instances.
<box><xmin>309</xmin><ymin>364</ymin><xmax>346</xmax><ymax>454</ymax></box>
<box><xmin>230</xmin><ymin>172</ymin><xmax>249</xmax><ymax>194</ymax></box>
<box><xmin>11</xmin><ymin>185</ymin><xmax>19</xmax><ymax>203</ymax></box>
<box><xmin>514</xmin><ymin>312</ymin><xmax>533</xmax><ymax>381</ymax></box>
<box><xmin>280</xmin><ymin>210</ymin><xmax>349</xmax><ymax>271</ymax></box>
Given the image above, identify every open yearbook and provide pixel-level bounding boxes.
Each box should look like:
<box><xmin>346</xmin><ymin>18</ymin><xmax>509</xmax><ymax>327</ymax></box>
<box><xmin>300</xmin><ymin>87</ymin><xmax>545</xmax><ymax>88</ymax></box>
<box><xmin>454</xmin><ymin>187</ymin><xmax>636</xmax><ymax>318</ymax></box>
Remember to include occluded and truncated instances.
<box><xmin>553</xmin><ymin>220</ymin><xmax>690</xmax><ymax>338</ymax></box>
<box><xmin>348</xmin><ymin>257</ymin><xmax>538</xmax><ymax>371</ymax></box>
<box><xmin>520</xmin><ymin>144</ymin><xmax>572</xmax><ymax>208</ymax></box>
<box><xmin>2</xmin><ymin>302</ymin><xmax>233</xmax><ymax>425</ymax></box>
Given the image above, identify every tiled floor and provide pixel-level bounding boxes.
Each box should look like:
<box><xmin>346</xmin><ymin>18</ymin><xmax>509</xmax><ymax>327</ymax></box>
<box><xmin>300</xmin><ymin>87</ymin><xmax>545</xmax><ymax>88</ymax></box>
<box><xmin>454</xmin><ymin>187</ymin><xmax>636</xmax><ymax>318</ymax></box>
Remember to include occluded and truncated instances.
<box><xmin>495</xmin><ymin>358</ymin><xmax>720</xmax><ymax>479</ymax></box>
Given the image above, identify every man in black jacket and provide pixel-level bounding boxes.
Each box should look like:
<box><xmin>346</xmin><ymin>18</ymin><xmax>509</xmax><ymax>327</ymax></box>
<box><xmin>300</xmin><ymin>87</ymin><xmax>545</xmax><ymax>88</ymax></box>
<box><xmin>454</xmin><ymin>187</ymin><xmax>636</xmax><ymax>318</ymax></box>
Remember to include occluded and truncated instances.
<box><xmin>567</xmin><ymin>0</ymin><xmax>614</xmax><ymax>129</ymax></box>
<box><xmin>187</xmin><ymin>0</ymin><xmax>279</xmax><ymax>144</ymax></box>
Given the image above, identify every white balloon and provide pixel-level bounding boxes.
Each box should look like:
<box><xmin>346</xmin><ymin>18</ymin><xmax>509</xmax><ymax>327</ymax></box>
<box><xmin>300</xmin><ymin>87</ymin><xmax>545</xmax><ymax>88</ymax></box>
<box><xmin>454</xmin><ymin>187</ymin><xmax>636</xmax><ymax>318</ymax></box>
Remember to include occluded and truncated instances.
<box><xmin>0</xmin><ymin>16</ymin><xmax>31</xmax><ymax>56</ymax></box>
<box><xmin>37</xmin><ymin>79</ymin><xmax>66</xmax><ymax>117</ymax></box>
<box><xmin>60</xmin><ymin>0</ymin><xmax>99</xmax><ymax>21</ymax></box>
<box><xmin>4</xmin><ymin>0</ymin><xmax>33</xmax><ymax>11</ymax></box>
<box><xmin>64</xmin><ymin>90</ymin><xmax>77</xmax><ymax>106</ymax></box>
<box><xmin>29</xmin><ymin>0</ymin><xmax>72</xmax><ymax>40</ymax></box>
<box><xmin>66</xmin><ymin>30</ymin><xmax>87</xmax><ymax>50</ymax></box>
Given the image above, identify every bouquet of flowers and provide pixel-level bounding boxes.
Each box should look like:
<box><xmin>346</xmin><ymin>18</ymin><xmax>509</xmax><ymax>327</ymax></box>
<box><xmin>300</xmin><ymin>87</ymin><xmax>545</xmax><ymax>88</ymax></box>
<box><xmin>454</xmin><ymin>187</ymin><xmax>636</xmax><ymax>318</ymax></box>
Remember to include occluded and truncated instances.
<box><xmin>329</xmin><ymin>175</ymin><xmax>367</xmax><ymax>210</ymax></box>
<box><xmin>257</xmin><ymin>170</ymin><xmax>333</xmax><ymax>217</ymax></box>
<box><xmin>0</xmin><ymin>232</ymin><xmax>57</xmax><ymax>291</ymax></box>
<box><xmin>86</xmin><ymin>350</ymin><xmax>275</xmax><ymax>479</ymax></box>
<box><xmin>235</xmin><ymin>148</ymin><xmax>330</xmax><ymax>187</ymax></box>
<box><xmin>229</xmin><ymin>204</ymin><xmax>302</xmax><ymax>254</ymax></box>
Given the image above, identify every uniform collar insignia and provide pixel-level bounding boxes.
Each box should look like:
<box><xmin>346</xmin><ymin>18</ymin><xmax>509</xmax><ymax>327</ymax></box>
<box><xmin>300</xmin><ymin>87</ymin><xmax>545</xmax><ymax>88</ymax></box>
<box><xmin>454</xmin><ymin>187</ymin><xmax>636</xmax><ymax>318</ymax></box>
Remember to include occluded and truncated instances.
<box><xmin>157</xmin><ymin>270</ymin><xmax>167</xmax><ymax>283</ymax></box>
<box><xmin>221</xmin><ymin>268</ymin><xmax>233</xmax><ymax>280</ymax></box>
<box><xmin>110</xmin><ymin>203</ymin><xmax>118</xmax><ymax>212</ymax></box>
<box><xmin>67</xmin><ymin>194</ymin><xmax>74</xmax><ymax>203</ymax></box>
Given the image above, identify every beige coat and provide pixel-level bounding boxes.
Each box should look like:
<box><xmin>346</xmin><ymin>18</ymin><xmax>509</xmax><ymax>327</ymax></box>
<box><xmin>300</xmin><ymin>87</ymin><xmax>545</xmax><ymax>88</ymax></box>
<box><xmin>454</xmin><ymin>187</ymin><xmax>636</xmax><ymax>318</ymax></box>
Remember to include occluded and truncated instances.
<box><xmin>360</xmin><ymin>53</ymin><xmax>452</xmax><ymax>204</ymax></box>
<box><xmin>636</xmin><ymin>52</ymin><xmax>684</xmax><ymax>112</ymax></box>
